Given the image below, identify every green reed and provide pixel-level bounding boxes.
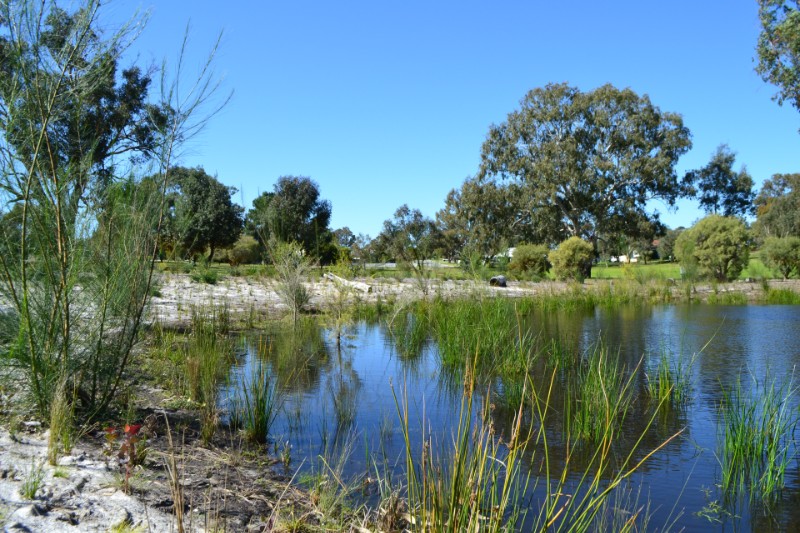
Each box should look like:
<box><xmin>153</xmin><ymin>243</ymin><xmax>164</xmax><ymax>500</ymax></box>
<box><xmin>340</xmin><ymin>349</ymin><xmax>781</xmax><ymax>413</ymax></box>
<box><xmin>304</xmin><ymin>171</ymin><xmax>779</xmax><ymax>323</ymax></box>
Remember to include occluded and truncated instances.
<box><xmin>645</xmin><ymin>350</ymin><xmax>693</xmax><ymax>408</ymax></box>
<box><xmin>718</xmin><ymin>375</ymin><xmax>798</xmax><ymax>505</ymax></box>
<box><xmin>565</xmin><ymin>343</ymin><xmax>638</xmax><ymax>444</ymax></box>
<box><xmin>229</xmin><ymin>359</ymin><xmax>282</xmax><ymax>444</ymax></box>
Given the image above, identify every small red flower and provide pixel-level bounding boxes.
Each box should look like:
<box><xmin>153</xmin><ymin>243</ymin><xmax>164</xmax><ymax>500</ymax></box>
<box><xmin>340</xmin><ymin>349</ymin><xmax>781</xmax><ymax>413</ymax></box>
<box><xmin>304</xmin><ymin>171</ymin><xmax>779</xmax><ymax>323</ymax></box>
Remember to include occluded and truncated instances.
<box><xmin>124</xmin><ymin>423</ymin><xmax>142</xmax><ymax>436</ymax></box>
<box><xmin>104</xmin><ymin>426</ymin><xmax>116</xmax><ymax>434</ymax></box>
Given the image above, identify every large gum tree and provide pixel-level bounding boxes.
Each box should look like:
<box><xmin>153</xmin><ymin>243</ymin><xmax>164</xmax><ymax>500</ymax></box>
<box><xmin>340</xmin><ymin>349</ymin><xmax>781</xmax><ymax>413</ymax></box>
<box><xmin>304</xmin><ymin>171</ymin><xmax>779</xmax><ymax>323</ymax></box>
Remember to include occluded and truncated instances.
<box><xmin>478</xmin><ymin>83</ymin><xmax>692</xmax><ymax>269</ymax></box>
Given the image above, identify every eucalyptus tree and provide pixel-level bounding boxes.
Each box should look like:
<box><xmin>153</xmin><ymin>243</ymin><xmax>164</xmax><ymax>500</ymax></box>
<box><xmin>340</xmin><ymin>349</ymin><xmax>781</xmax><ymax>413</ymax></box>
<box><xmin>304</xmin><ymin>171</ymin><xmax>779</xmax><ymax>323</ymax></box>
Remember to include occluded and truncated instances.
<box><xmin>754</xmin><ymin>173</ymin><xmax>800</xmax><ymax>238</ymax></box>
<box><xmin>436</xmin><ymin>176</ymin><xmax>561</xmax><ymax>261</ymax></box>
<box><xmin>478</xmin><ymin>83</ymin><xmax>692</xmax><ymax>270</ymax></box>
<box><xmin>757</xmin><ymin>0</ymin><xmax>800</xmax><ymax>113</ymax></box>
<box><xmin>0</xmin><ymin>0</ymin><xmax>226</xmax><ymax>422</ymax></box>
<box><xmin>684</xmin><ymin>144</ymin><xmax>755</xmax><ymax>217</ymax></box>
<box><xmin>379</xmin><ymin>205</ymin><xmax>441</xmax><ymax>291</ymax></box>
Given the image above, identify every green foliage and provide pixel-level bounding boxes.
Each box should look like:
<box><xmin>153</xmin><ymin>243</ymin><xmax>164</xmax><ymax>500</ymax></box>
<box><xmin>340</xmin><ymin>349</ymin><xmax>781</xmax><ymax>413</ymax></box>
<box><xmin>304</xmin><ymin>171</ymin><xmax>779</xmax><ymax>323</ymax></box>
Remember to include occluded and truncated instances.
<box><xmin>675</xmin><ymin>215</ymin><xmax>750</xmax><ymax>281</ymax></box>
<box><xmin>754</xmin><ymin>173</ymin><xmax>800</xmax><ymax>239</ymax></box>
<box><xmin>436</xmin><ymin>176</ymin><xmax>538</xmax><ymax>261</ymax></box>
<box><xmin>765</xmin><ymin>288</ymin><xmax>800</xmax><ymax>304</ymax></box>
<box><xmin>549</xmin><ymin>237</ymin><xmax>594</xmax><ymax>281</ymax></box>
<box><xmin>228</xmin><ymin>360</ymin><xmax>281</xmax><ymax>444</ymax></box>
<box><xmin>762</xmin><ymin>236</ymin><xmax>800</xmax><ymax>279</ymax></box>
<box><xmin>250</xmin><ymin>176</ymin><xmax>336</xmax><ymax>263</ymax></box>
<box><xmin>756</xmin><ymin>1</ymin><xmax>800</xmax><ymax>112</ymax></box>
<box><xmin>509</xmin><ymin>243</ymin><xmax>550</xmax><ymax>279</ymax></box>
<box><xmin>169</xmin><ymin>166</ymin><xmax>244</xmax><ymax>262</ymax></box>
<box><xmin>0</xmin><ymin>0</ymin><xmax>224</xmax><ymax>421</ymax></box>
<box><xmin>378</xmin><ymin>205</ymin><xmax>442</xmax><ymax>293</ymax></box>
<box><xmin>657</xmin><ymin>228</ymin><xmax>685</xmax><ymax>263</ymax></box>
<box><xmin>684</xmin><ymin>144</ymin><xmax>755</xmax><ymax>217</ymax></box>
<box><xmin>719</xmin><ymin>376</ymin><xmax>798</xmax><ymax>505</ymax></box>
<box><xmin>227</xmin><ymin>235</ymin><xmax>261</xmax><ymax>266</ymax></box>
<box><xmin>270</xmin><ymin>239</ymin><xmax>313</xmax><ymax>324</ymax></box>
<box><xmin>478</xmin><ymin>83</ymin><xmax>691</xmax><ymax>249</ymax></box>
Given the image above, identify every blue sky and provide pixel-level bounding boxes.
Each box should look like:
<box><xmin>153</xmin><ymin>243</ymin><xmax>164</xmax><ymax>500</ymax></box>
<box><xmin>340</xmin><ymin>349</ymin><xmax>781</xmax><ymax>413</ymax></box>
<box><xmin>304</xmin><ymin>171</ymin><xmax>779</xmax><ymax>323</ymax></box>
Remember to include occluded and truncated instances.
<box><xmin>113</xmin><ymin>1</ymin><xmax>798</xmax><ymax>238</ymax></box>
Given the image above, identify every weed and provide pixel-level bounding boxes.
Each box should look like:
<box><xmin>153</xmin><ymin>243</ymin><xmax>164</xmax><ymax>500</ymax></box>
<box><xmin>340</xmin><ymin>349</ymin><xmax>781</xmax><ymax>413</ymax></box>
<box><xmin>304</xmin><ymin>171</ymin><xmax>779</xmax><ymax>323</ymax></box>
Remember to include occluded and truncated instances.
<box><xmin>20</xmin><ymin>460</ymin><xmax>45</xmax><ymax>500</ymax></box>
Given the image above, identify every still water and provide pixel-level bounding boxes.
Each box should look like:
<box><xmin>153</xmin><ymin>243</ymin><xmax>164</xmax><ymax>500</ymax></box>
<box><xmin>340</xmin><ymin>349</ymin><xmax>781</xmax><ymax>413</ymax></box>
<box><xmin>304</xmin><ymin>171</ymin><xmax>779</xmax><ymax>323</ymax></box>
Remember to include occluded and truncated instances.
<box><xmin>226</xmin><ymin>304</ymin><xmax>800</xmax><ymax>531</ymax></box>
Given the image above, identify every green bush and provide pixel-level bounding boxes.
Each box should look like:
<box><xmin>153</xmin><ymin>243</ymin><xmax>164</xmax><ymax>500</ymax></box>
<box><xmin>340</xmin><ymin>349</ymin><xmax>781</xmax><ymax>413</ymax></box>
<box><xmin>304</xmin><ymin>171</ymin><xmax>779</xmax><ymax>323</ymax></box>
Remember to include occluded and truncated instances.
<box><xmin>509</xmin><ymin>243</ymin><xmax>550</xmax><ymax>279</ymax></box>
<box><xmin>548</xmin><ymin>237</ymin><xmax>594</xmax><ymax>282</ymax></box>
<box><xmin>761</xmin><ymin>236</ymin><xmax>800</xmax><ymax>280</ymax></box>
<box><xmin>228</xmin><ymin>235</ymin><xmax>261</xmax><ymax>266</ymax></box>
<box><xmin>675</xmin><ymin>215</ymin><xmax>749</xmax><ymax>281</ymax></box>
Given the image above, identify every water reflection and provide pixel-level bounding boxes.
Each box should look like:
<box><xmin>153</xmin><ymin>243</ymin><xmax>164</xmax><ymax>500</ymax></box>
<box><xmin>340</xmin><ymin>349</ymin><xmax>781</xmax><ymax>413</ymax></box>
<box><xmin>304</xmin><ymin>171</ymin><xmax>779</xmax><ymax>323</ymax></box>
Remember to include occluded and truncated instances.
<box><xmin>225</xmin><ymin>304</ymin><xmax>800</xmax><ymax>532</ymax></box>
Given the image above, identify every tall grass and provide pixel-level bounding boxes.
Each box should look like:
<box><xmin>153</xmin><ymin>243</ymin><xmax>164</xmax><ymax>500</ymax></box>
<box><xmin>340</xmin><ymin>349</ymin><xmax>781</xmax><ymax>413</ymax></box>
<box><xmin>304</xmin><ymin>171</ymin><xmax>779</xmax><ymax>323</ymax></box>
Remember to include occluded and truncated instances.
<box><xmin>645</xmin><ymin>350</ymin><xmax>693</xmax><ymax>409</ymax></box>
<box><xmin>392</xmin><ymin>355</ymin><xmax>681</xmax><ymax>533</ymax></box>
<box><xmin>718</xmin><ymin>376</ymin><xmax>798</xmax><ymax>505</ymax></box>
<box><xmin>566</xmin><ymin>344</ymin><xmax>638</xmax><ymax>444</ymax></box>
<box><xmin>393</xmin><ymin>375</ymin><xmax>531</xmax><ymax>532</ymax></box>
<box><xmin>228</xmin><ymin>359</ymin><xmax>282</xmax><ymax>444</ymax></box>
<box><xmin>764</xmin><ymin>288</ymin><xmax>800</xmax><ymax>304</ymax></box>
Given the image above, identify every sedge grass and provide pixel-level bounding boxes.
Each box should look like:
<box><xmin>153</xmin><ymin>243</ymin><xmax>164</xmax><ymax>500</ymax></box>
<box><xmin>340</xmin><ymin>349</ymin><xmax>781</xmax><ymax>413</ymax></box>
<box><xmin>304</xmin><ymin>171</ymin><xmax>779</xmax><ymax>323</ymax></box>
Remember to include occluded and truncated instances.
<box><xmin>228</xmin><ymin>359</ymin><xmax>282</xmax><ymax>444</ymax></box>
<box><xmin>566</xmin><ymin>343</ymin><xmax>638</xmax><ymax>444</ymax></box>
<box><xmin>392</xmin><ymin>371</ymin><xmax>531</xmax><ymax>533</ymax></box>
<box><xmin>718</xmin><ymin>375</ymin><xmax>798</xmax><ymax>505</ymax></box>
<box><xmin>645</xmin><ymin>349</ymin><xmax>693</xmax><ymax>409</ymax></box>
<box><xmin>764</xmin><ymin>288</ymin><xmax>800</xmax><ymax>304</ymax></box>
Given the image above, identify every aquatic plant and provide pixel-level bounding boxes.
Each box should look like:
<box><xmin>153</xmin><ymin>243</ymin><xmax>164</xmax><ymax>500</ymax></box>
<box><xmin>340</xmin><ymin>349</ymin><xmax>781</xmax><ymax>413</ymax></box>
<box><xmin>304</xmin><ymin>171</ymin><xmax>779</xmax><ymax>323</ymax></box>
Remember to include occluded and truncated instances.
<box><xmin>718</xmin><ymin>375</ymin><xmax>798</xmax><ymax>505</ymax></box>
<box><xmin>229</xmin><ymin>359</ymin><xmax>282</xmax><ymax>444</ymax></box>
<box><xmin>645</xmin><ymin>349</ymin><xmax>693</xmax><ymax>408</ymax></box>
<box><xmin>566</xmin><ymin>343</ymin><xmax>638</xmax><ymax>444</ymax></box>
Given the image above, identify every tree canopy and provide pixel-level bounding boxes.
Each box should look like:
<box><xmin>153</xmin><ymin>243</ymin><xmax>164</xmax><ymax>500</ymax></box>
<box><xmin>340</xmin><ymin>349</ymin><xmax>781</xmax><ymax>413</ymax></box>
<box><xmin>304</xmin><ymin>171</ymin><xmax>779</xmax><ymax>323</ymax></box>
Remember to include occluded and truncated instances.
<box><xmin>754</xmin><ymin>173</ymin><xmax>800</xmax><ymax>238</ymax></box>
<box><xmin>378</xmin><ymin>205</ymin><xmax>441</xmax><ymax>271</ymax></box>
<box><xmin>247</xmin><ymin>176</ymin><xmax>335</xmax><ymax>263</ymax></box>
<box><xmin>675</xmin><ymin>215</ymin><xmax>750</xmax><ymax>281</ymax></box>
<box><xmin>170</xmin><ymin>166</ymin><xmax>244</xmax><ymax>261</ymax></box>
<box><xmin>684</xmin><ymin>144</ymin><xmax>755</xmax><ymax>217</ymax></box>
<box><xmin>478</xmin><ymin>83</ymin><xmax>692</xmax><ymax>254</ymax></box>
<box><xmin>757</xmin><ymin>0</ymin><xmax>800</xmax><ymax>113</ymax></box>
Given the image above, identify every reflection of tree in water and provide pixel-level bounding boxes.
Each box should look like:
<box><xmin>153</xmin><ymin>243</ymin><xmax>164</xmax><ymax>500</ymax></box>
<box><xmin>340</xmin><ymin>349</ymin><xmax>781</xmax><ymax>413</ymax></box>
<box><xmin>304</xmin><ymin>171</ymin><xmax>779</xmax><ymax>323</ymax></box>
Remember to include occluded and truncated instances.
<box><xmin>248</xmin><ymin>319</ymin><xmax>331</xmax><ymax>392</ymax></box>
<box><xmin>327</xmin><ymin>342</ymin><xmax>362</xmax><ymax>435</ymax></box>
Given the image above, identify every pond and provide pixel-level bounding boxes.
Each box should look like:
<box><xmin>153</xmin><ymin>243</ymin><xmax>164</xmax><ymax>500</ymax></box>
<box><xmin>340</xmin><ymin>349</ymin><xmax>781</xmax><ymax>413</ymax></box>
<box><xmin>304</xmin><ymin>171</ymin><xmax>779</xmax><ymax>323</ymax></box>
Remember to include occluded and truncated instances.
<box><xmin>224</xmin><ymin>303</ymin><xmax>800</xmax><ymax>532</ymax></box>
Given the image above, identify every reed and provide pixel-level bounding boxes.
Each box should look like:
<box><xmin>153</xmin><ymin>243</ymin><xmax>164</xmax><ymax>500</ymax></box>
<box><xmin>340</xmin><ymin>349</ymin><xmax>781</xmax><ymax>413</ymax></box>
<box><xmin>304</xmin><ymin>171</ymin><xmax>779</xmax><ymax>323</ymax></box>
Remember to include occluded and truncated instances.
<box><xmin>764</xmin><ymin>288</ymin><xmax>800</xmax><ymax>304</ymax></box>
<box><xmin>645</xmin><ymin>350</ymin><xmax>692</xmax><ymax>408</ymax></box>
<box><xmin>393</xmin><ymin>372</ymin><xmax>531</xmax><ymax>532</ymax></box>
<box><xmin>566</xmin><ymin>343</ymin><xmax>637</xmax><ymax>444</ymax></box>
<box><xmin>391</xmin><ymin>354</ymin><xmax>680</xmax><ymax>533</ymax></box>
<box><xmin>718</xmin><ymin>375</ymin><xmax>798</xmax><ymax>505</ymax></box>
<box><xmin>228</xmin><ymin>360</ymin><xmax>282</xmax><ymax>444</ymax></box>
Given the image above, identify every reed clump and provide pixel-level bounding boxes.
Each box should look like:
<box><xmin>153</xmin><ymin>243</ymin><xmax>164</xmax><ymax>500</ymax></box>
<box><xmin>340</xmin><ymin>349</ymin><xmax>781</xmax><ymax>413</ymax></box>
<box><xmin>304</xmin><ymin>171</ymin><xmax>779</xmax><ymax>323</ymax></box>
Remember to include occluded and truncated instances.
<box><xmin>645</xmin><ymin>350</ymin><xmax>693</xmax><ymax>409</ymax></box>
<box><xmin>566</xmin><ymin>344</ymin><xmax>637</xmax><ymax>444</ymax></box>
<box><xmin>718</xmin><ymin>376</ymin><xmax>798</xmax><ymax>505</ymax></box>
<box><xmin>228</xmin><ymin>359</ymin><xmax>282</xmax><ymax>444</ymax></box>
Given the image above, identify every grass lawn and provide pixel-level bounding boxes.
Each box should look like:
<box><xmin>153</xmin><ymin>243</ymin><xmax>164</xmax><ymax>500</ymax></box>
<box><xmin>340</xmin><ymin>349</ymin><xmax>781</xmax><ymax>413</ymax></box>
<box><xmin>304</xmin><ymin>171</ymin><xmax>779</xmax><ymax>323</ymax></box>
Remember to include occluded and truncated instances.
<box><xmin>591</xmin><ymin>258</ymin><xmax>777</xmax><ymax>281</ymax></box>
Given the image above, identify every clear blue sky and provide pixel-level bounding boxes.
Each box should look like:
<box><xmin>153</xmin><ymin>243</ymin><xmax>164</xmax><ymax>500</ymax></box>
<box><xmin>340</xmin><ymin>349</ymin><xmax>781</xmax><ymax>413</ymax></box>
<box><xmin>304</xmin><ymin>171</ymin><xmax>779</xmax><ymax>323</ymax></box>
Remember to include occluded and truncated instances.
<box><xmin>112</xmin><ymin>1</ymin><xmax>798</xmax><ymax>238</ymax></box>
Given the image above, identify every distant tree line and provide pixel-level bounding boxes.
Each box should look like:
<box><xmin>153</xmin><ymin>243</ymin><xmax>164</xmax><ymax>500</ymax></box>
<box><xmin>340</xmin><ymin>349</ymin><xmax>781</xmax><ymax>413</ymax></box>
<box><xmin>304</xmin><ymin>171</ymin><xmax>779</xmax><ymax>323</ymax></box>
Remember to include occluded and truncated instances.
<box><xmin>124</xmin><ymin>0</ymin><xmax>800</xmax><ymax>282</ymax></box>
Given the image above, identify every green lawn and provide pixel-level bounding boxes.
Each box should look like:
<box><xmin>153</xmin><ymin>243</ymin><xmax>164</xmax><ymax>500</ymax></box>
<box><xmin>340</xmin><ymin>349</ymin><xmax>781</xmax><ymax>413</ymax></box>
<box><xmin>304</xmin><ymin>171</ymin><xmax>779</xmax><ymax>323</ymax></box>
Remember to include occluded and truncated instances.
<box><xmin>591</xmin><ymin>259</ymin><xmax>777</xmax><ymax>281</ymax></box>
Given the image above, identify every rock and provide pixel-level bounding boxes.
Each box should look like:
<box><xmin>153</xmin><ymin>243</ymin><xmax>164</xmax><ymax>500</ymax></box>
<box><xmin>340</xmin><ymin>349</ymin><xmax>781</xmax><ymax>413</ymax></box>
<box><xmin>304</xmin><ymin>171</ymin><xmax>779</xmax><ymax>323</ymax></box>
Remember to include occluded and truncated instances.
<box><xmin>489</xmin><ymin>276</ymin><xmax>507</xmax><ymax>288</ymax></box>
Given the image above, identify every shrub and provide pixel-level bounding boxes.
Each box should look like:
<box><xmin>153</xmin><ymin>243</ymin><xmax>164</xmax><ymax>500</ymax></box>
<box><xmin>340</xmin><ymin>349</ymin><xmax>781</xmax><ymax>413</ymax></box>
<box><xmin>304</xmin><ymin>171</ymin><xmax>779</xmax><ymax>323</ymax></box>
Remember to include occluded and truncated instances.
<box><xmin>509</xmin><ymin>243</ymin><xmax>550</xmax><ymax>279</ymax></box>
<box><xmin>675</xmin><ymin>215</ymin><xmax>749</xmax><ymax>281</ymax></box>
<box><xmin>228</xmin><ymin>235</ymin><xmax>261</xmax><ymax>266</ymax></box>
<box><xmin>548</xmin><ymin>237</ymin><xmax>594</xmax><ymax>281</ymax></box>
<box><xmin>761</xmin><ymin>236</ymin><xmax>800</xmax><ymax>280</ymax></box>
